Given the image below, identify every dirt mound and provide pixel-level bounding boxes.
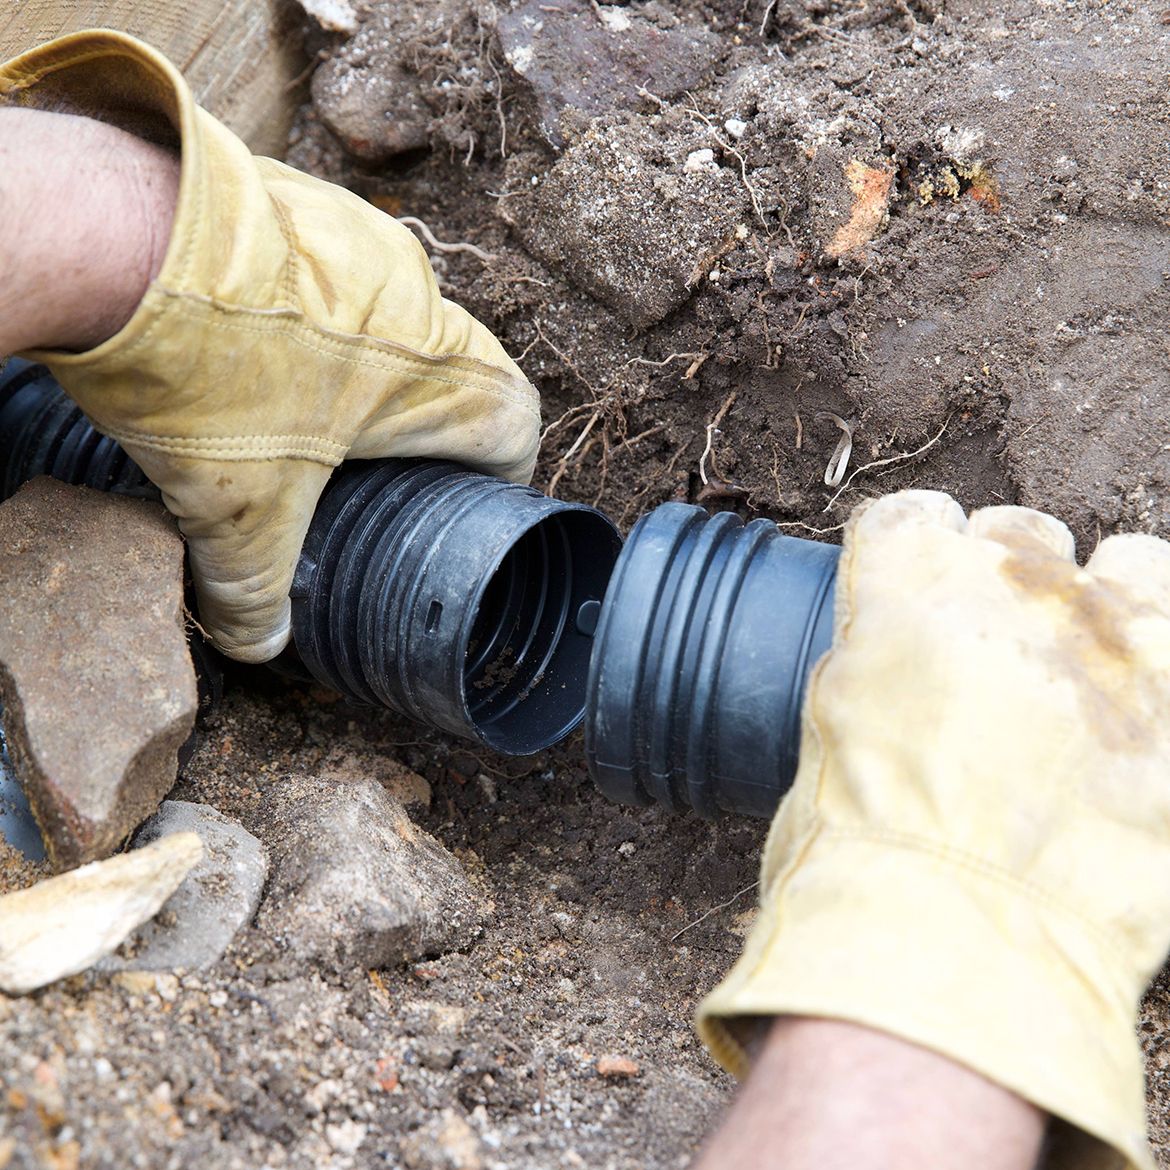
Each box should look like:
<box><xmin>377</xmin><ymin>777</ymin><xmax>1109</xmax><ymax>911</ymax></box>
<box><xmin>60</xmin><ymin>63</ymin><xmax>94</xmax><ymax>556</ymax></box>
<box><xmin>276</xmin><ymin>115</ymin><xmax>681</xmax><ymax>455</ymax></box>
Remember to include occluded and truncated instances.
<box><xmin>298</xmin><ymin>0</ymin><xmax>1170</xmax><ymax>554</ymax></box>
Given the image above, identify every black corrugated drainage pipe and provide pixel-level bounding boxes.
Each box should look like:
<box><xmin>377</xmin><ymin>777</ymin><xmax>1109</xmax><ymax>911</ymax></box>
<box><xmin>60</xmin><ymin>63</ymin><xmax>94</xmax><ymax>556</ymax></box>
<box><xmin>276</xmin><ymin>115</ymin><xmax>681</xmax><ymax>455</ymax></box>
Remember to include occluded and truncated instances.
<box><xmin>0</xmin><ymin>360</ymin><xmax>844</xmax><ymax>819</ymax></box>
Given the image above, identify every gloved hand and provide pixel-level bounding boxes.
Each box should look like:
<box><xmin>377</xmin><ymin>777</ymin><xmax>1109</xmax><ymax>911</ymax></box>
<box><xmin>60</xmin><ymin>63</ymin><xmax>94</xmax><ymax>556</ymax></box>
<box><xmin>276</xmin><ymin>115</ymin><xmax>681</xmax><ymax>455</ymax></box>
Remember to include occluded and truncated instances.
<box><xmin>698</xmin><ymin>491</ymin><xmax>1170</xmax><ymax>1169</ymax></box>
<box><xmin>0</xmin><ymin>30</ymin><xmax>539</xmax><ymax>663</ymax></box>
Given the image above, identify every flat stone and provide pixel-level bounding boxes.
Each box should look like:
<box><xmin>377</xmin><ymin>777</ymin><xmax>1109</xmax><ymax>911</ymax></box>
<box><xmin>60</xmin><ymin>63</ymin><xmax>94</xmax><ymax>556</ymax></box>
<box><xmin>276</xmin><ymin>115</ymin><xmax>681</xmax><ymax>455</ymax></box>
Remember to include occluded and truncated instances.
<box><xmin>252</xmin><ymin>772</ymin><xmax>484</xmax><ymax>974</ymax></box>
<box><xmin>498</xmin><ymin>0</ymin><xmax>722</xmax><ymax>148</ymax></box>
<box><xmin>102</xmin><ymin>801</ymin><xmax>268</xmax><ymax>972</ymax></box>
<box><xmin>0</xmin><ymin>480</ymin><xmax>196</xmax><ymax>871</ymax></box>
<box><xmin>0</xmin><ymin>832</ymin><xmax>203</xmax><ymax>995</ymax></box>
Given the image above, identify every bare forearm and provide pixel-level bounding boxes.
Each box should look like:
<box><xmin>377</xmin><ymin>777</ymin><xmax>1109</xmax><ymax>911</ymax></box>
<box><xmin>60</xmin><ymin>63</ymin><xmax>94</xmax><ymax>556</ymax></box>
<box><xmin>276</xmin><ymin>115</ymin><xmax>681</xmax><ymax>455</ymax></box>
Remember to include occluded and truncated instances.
<box><xmin>0</xmin><ymin>106</ymin><xmax>178</xmax><ymax>355</ymax></box>
<box><xmin>693</xmin><ymin>1018</ymin><xmax>1046</xmax><ymax>1170</ymax></box>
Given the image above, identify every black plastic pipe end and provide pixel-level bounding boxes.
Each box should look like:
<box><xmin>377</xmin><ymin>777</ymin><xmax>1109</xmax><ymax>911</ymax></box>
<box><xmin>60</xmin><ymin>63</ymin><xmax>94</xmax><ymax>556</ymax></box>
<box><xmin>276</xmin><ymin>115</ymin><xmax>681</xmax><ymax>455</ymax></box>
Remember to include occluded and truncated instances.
<box><xmin>584</xmin><ymin>502</ymin><xmax>840</xmax><ymax>819</ymax></box>
<box><xmin>0</xmin><ymin>358</ymin><xmax>154</xmax><ymax>499</ymax></box>
<box><xmin>291</xmin><ymin>461</ymin><xmax>621</xmax><ymax>755</ymax></box>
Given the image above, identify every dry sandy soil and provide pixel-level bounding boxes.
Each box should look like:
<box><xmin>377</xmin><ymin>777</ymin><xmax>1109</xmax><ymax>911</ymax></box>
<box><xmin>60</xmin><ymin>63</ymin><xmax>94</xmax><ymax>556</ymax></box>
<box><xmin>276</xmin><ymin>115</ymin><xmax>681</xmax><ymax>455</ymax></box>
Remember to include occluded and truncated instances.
<box><xmin>4</xmin><ymin>1</ymin><xmax>1170</xmax><ymax>1167</ymax></box>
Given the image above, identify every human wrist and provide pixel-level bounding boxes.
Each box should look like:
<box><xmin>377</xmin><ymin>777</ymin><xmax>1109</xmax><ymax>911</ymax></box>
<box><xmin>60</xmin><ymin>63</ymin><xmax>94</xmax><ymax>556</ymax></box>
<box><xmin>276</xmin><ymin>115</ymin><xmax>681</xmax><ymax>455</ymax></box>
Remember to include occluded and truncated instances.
<box><xmin>0</xmin><ymin>106</ymin><xmax>178</xmax><ymax>355</ymax></box>
<box><xmin>692</xmin><ymin>1017</ymin><xmax>1046</xmax><ymax>1170</ymax></box>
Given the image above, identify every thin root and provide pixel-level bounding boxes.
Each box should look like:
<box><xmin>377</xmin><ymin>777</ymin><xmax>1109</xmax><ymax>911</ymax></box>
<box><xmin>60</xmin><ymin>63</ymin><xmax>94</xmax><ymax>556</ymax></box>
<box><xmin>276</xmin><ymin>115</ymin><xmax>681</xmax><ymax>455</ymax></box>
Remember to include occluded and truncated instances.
<box><xmin>774</xmin><ymin>519</ymin><xmax>847</xmax><ymax>536</ymax></box>
<box><xmin>397</xmin><ymin>216</ymin><xmax>497</xmax><ymax>262</ymax></box>
<box><xmin>760</xmin><ymin>0</ymin><xmax>778</xmax><ymax>36</ymax></box>
<box><xmin>714</xmin><ymin>132</ymin><xmax>769</xmax><ymax>231</ymax></box>
<box><xmin>824</xmin><ymin>415</ymin><xmax>952</xmax><ymax>511</ymax></box>
<box><xmin>670</xmin><ymin>882</ymin><xmax>759</xmax><ymax>943</ymax></box>
<box><xmin>182</xmin><ymin>602</ymin><xmax>213</xmax><ymax>643</ymax></box>
<box><xmin>699</xmin><ymin>391</ymin><xmax>738</xmax><ymax>486</ymax></box>
<box><xmin>626</xmin><ymin>351</ymin><xmax>707</xmax><ymax>371</ymax></box>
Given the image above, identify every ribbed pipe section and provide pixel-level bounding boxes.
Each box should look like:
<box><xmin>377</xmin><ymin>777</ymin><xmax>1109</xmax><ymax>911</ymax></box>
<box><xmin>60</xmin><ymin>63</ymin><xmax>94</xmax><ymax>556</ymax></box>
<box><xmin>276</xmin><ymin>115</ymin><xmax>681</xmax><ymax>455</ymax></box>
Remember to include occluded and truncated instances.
<box><xmin>290</xmin><ymin>462</ymin><xmax>621</xmax><ymax>755</ymax></box>
<box><xmin>584</xmin><ymin>502</ymin><xmax>839</xmax><ymax>818</ymax></box>
<box><xmin>0</xmin><ymin>359</ymin><xmax>153</xmax><ymax>499</ymax></box>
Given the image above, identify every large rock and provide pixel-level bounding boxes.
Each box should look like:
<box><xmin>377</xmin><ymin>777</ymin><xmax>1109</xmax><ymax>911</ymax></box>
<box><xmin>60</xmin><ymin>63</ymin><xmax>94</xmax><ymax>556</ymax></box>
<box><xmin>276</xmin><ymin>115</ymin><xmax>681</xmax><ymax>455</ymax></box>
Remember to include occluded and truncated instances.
<box><xmin>103</xmin><ymin>801</ymin><xmax>268</xmax><ymax>972</ymax></box>
<box><xmin>0</xmin><ymin>480</ymin><xmax>197</xmax><ymax>871</ymax></box>
<box><xmin>503</xmin><ymin>120</ymin><xmax>748</xmax><ymax>329</ymax></box>
<box><xmin>253</xmin><ymin>772</ymin><xmax>484</xmax><ymax>973</ymax></box>
<box><xmin>498</xmin><ymin>0</ymin><xmax>722</xmax><ymax>149</ymax></box>
<box><xmin>0</xmin><ymin>832</ymin><xmax>203</xmax><ymax>995</ymax></box>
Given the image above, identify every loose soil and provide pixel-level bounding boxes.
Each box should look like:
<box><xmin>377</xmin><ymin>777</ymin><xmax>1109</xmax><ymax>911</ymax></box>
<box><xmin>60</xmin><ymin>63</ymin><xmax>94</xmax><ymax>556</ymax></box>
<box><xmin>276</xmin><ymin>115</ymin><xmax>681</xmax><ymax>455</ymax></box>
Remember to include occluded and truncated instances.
<box><xmin>5</xmin><ymin>1</ymin><xmax>1170</xmax><ymax>1167</ymax></box>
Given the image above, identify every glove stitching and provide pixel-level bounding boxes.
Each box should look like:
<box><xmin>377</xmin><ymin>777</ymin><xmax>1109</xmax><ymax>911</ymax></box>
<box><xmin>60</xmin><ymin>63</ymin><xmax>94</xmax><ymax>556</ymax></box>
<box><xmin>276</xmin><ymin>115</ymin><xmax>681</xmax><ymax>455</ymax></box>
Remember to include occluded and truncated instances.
<box><xmin>180</xmin><ymin>107</ymin><xmax>210</xmax><ymax>291</ymax></box>
<box><xmin>171</xmin><ymin>291</ymin><xmax>541</xmax><ymax>406</ymax></box>
<box><xmin>818</xmin><ymin>825</ymin><xmax>1129</xmax><ymax>957</ymax></box>
<box><xmin>100</xmin><ymin>287</ymin><xmax>541</xmax><ymax>412</ymax></box>
<box><xmin>113</xmin><ymin>430</ymin><xmax>347</xmax><ymax>464</ymax></box>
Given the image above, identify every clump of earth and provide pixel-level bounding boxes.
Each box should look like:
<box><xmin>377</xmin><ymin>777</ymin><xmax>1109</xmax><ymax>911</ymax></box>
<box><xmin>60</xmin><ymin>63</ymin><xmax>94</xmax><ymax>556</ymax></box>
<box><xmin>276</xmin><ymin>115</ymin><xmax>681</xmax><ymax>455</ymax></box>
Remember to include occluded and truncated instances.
<box><xmin>5</xmin><ymin>1</ymin><xmax>1170</xmax><ymax>1167</ymax></box>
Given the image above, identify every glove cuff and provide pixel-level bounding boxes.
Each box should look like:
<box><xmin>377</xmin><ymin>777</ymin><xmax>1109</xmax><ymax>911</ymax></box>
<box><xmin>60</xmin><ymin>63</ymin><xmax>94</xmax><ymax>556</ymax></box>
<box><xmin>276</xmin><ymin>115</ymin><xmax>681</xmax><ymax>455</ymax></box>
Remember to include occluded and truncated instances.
<box><xmin>698</xmin><ymin>829</ymin><xmax>1152</xmax><ymax>1170</ymax></box>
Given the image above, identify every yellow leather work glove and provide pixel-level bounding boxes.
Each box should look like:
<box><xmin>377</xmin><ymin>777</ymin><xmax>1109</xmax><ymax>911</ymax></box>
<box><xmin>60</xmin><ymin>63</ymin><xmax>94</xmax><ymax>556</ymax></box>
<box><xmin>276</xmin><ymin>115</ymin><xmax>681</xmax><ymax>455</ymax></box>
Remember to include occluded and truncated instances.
<box><xmin>0</xmin><ymin>30</ymin><xmax>539</xmax><ymax>663</ymax></box>
<box><xmin>698</xmin><ymin>491</ymin><xmax>1170</xmax><ymax>1169</ymax></box>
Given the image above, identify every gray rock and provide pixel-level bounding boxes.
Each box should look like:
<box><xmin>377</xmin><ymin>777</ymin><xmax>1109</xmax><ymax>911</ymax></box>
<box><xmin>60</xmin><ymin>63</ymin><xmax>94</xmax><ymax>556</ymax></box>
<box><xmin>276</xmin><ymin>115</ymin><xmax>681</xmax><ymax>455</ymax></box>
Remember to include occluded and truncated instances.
<box><xmin>498</xmin><ymin>0</ymin><xmax>722</xmax><ymax>149</ymax></box>
<box><xmin>0</xmin><ymin>832</ymin><xmax>203</xmax><ymax>995</ymax></box>
<box><xmin>103</xmin><ymin>801</ymin><xmax>269</xmax><ymax>972</ymax></box>
<box><xmin>310</xmin><ymin>10</ymin><xmax>434</xmax><ymax>163</ymax></box>
<box><xmin>253</xmin><ymin>773</ymin><xmax>484</xmax><ymax>973</ymax></box>
<box><xmin>0</xmin><ymin>480</ymin><xmax>196</xmax><ymax>871</ymax></box>
<box><xmin>312</xmin><ymin>51</ymin><xmax>432</xmax><ymax>163</ymax></box>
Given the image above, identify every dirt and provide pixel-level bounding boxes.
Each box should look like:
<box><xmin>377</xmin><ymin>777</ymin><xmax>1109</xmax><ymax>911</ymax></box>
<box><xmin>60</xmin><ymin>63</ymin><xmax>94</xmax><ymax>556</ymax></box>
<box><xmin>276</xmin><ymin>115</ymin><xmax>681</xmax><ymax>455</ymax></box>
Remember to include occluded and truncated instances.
<box><xmin>4</xmin><ymin>1</ymin><xmax>1170</xmax><ymax>1166</ymax></box>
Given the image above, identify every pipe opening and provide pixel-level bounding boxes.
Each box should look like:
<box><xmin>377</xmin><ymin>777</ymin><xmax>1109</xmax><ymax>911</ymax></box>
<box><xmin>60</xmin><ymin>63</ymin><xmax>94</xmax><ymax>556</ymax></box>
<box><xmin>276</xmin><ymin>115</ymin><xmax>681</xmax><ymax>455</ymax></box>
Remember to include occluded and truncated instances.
<box><xmin>466</xmin><ymin>512</ymin><xmax>612</xmax><ymax>755</ymax></box>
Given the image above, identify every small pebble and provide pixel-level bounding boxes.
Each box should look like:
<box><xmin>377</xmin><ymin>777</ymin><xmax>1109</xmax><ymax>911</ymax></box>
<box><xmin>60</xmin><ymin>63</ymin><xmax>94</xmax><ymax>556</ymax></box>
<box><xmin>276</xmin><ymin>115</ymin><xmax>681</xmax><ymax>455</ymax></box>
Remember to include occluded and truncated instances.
<box><xmin>326</xmin><ymin>1119</ymin><xmax>367</xmax><ymax>1155</ymax></box>
<box><xmin>596</xmin><ymin>1054</ymin><xmax>640</xmax><ymax>1079</ymax></box>
<box><xmin>684</xmin><ymin>147</ymin><xmax>716</xmax><ymax>173</ymax></box>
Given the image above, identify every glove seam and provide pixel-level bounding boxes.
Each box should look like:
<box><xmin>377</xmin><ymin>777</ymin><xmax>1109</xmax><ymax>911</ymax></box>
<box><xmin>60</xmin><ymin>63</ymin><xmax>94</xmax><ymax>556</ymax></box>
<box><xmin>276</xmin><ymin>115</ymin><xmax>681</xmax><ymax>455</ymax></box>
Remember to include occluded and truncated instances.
<box><xmin>87</xmin><ymin>286</ymin><xmax>541</xmax><ymax>413</ymax></box>
<box><xmin>265</xmin><ymin>191</ymin><xmax>301</xmax><ymax>310</ymax></box>
<box><xmin>799</xmin><ymin>825</ymin><xmax>1129</xmax><ymax>958</ymax></box>
<box><xmin>112</xmin><ymin>430</ymin><xmax>347</xmax><ymax>465</ymax></box>
<box><xmin>170</xmin><ymin>288</ymin><xmax>538</xmax><ymax>404</ymax></box>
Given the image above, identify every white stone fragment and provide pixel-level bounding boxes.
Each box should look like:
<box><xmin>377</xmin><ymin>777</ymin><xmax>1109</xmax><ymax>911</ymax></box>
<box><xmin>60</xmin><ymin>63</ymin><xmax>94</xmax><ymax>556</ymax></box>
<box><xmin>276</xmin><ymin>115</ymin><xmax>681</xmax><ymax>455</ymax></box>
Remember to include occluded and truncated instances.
<box><xmin>596</xmin><ymin>5</ymin><xmax>632</xmax><ymax>31</ymax></box>
<box><xmin>723</xmin><ymin>117</ymin><xmax>749</xmax><ymax>139</ymax></box>
<box><xmin>294</xmin><ymin>0</ymin><xmax>357</xmax><ymax>33</ymax></box>
<box><xmin>0</xmin><ymin>833</ymin><xmax>203</xmax><ymax>995</ymax></box>
<box><xmin>937</xmin><ymin>123</ymin><xmax>985</xmax><ymax>163</ymax></box>
<box><xmin>507</xmin><ymin>44</ymin><xmax>535</xmax><ymax>74</ymax></box>
<box><xmin>684</xmin><ymin>147</ymin><xmax>717</xmax><ymax>173</ymax></box>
